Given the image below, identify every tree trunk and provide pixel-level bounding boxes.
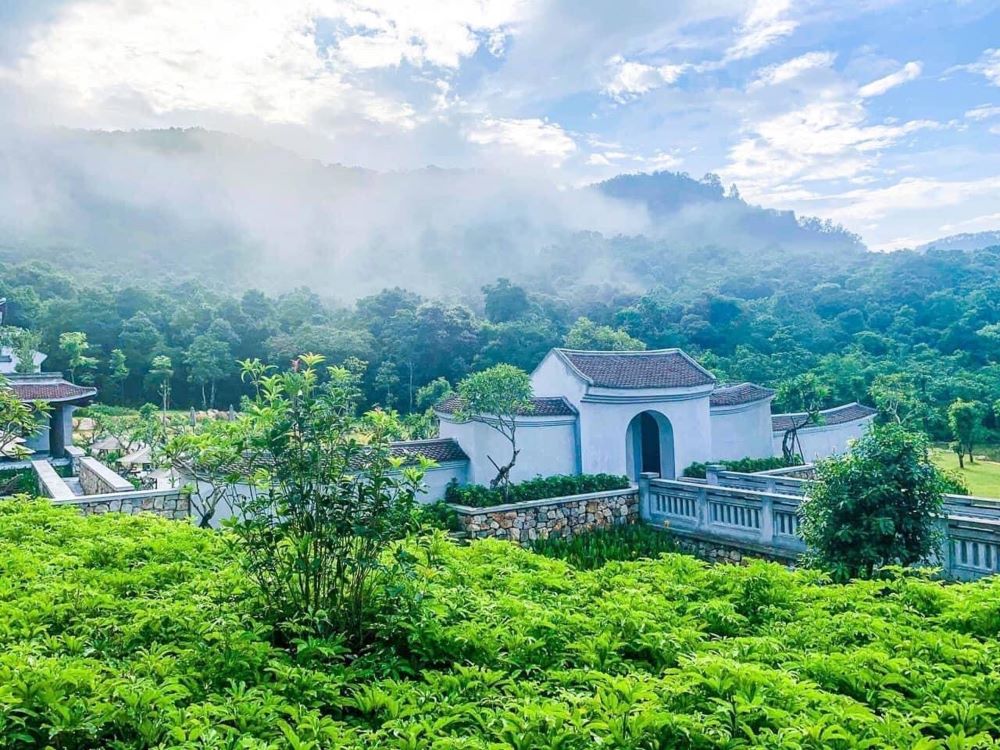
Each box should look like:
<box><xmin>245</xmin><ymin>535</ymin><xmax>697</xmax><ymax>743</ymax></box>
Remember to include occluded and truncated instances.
<box><xmin>210</xmin><ymin>381</ymin><xmax>216</xmax><ymax>409</ymax></box>
<box><xmin>958</xmin><ymin>452</ymin><xmax>964</xmax><ymax>469</ymax></box>
<box><xmin>201</xmin><ymin>383</ymin><xmax>207</xmax><ymax>410</ymax></box>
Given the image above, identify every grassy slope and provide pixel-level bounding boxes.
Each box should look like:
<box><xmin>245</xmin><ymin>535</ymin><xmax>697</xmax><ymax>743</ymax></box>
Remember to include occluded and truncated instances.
<box><xmin>1</xmin><ymin>499</ymin><xmax>999</xmax><ymax>749</ymax></box>
<box><xmin>931</xmin><ymin>447</ymin><xmax>1000</xmax><ymax>498</ymax></box>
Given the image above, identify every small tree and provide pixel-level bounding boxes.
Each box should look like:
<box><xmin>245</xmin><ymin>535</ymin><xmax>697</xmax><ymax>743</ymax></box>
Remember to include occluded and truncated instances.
<box><xmin>947</xmin><ymin>398</ymin><xmax>981</xmax><ymax>465</ymax></box>
<box><xmin>107</xmin><ymin>349</ymin><xmax>129</xmax><ymax>402</ymax></box>
<box><xmin>198</xmin><ymin>354</ymin><xmax>427</xmax><ymax>646</ymax></box>
<box><xmin>456</xmin><ymin>364</ymin><xmax>533</xmax><ymax>498</ymax></box>
<box><xmin>149</xmin><ymin>355</ymin><xmax>174</xmax><ymax>420</ymax></box>
<box><xmin>800</xmin><ymin>424</ymin><xmax>947</xmax><ymax>580</ymax></box>
<box><xmin>58</xmin><ymin>331</ymin><xmax>98</xmax><ymax>385</ymax></box>
<box><xmin>374</xmin><ymin>360</ymin><xmax>400</xmax><ymax>408</ymax></box>
<box><xmin>185</xmin><ymin>334</ymin><xmax>232</xmax><ymax>409</ymax></box>
<box><xmin>776</xmin><ymin>374</ymin><xmax>830</xmax><ymax>463</ymax></box>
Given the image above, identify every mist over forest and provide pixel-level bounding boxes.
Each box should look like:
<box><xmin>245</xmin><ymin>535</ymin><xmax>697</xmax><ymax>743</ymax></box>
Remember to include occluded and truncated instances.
<box><xmin>0</xmin><ymin>127</ymin><xmax>864</xmax><ymax>299</ymax></box>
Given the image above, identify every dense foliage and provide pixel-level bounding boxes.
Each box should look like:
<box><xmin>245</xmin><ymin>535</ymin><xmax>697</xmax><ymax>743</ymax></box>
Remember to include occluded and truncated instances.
<box><xmin>445</xmin><ymin>473</ymin><xmax>631</xmax><ymax>508</ymax></box>
<box><xmin>2</xmin><ymin>241</ymin><xmax>999</xmax><ymax>449</ymax></box>
<box><xmin>531</xmin><ymin>523</ymin><xmax>677</xmax><ymax>569</ymax></box>
<box><xmin>3</xmin><ymin>500</ymin><xmax>1000</xmax><ymax>749</ymax></box>
<box><xmin>683</xmin><ymin>456</ymin><xmax>801</xmax><ymax>479</ymax></box>
<box><xmin>801</xmin><ymin>424</ymin><xmax>948</xmax><ymax>580</ymax></box>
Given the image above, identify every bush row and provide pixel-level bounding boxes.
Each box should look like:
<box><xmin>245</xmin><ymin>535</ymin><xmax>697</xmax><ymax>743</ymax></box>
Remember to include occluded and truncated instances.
<box><xmin>444</xmin><ymin>473</ymin><xmax>631</xmax><ymax>507</ymax></box>
<box><xmin>683</xmin><ymin>455</ymin><xmax>802</xmax><ymax>478</ymax></box>
<box><xmin>530</xmin><ymin>523</ymin><xmax>676</xmax><ymax>569</ymax></box>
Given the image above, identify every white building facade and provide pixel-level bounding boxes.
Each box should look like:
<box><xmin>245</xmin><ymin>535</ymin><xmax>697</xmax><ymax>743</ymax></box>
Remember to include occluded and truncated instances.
<box><xmin>430</xmin><ymin>348</ymin><xmax>876</xmax><ymax>500</ymax></box>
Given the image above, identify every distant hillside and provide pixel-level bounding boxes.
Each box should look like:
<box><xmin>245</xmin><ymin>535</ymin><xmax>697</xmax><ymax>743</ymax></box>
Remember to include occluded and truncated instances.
<box><xmin>0</xmin><ymin>128</ymin><xmax>865</xmax><ymax>296</ymax></box>
<box><xmin>915</xmin><ymin>230</ymin><xmax>1000</xmax><ymax>254</ymax></box>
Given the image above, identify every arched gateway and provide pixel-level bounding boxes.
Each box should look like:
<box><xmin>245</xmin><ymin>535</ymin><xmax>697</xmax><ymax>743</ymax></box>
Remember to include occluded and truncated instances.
<box><xmin>625</xmin><ymin>410</ymin><xmax>675</xmax><ymax>480</ymax></box>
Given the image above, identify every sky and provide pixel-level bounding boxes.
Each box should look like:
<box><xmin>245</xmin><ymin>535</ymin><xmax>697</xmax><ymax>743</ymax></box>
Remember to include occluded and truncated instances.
<box><xmin>0</xmin><ymin>0</ymin><xmax>998</xmax><ymax>250</ymax></box>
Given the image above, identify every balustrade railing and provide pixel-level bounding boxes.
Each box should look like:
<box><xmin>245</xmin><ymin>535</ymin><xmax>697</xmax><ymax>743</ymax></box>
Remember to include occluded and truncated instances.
<box><xmin>640</xmin><ymin>471</ymin><xmax>1000</xmax><ymax>580</ymax></box>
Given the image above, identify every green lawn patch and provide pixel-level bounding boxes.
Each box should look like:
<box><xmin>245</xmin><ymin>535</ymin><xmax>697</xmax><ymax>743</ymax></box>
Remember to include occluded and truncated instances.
<box><xmin>931</xmin><ymin>447</ymin><xmax>1000</xmax><ymax>498</ymax></box>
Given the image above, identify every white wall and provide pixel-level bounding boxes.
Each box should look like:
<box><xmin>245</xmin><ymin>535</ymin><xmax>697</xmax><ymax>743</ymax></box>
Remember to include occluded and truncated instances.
<box><xmin>710</xmin><ymin>401</ymin><xmax>774</xmax><ymax>461</ymax></box>
<box><xmin>771</xmin><ymin>417</ymin><xmax>874</xmax><ymax>462</ymax></box>
<box><xmin>419</xmin><ymin>462</ymin><xmax>468</xmax><ymax>502</ymax></box>
<box><xmin>439</xmin><ymin>416</ymin><xmax>578</xmax><ymax>485</ymax></box>
<box><xmin>577</xmin><ymin>390</ymin><xmax>714</xmax><ymax>480</ymax></box>
<box><xmin>530</xmin><ymin>351</ymin><xmax>588</xmax><ymax>406</ymax></box>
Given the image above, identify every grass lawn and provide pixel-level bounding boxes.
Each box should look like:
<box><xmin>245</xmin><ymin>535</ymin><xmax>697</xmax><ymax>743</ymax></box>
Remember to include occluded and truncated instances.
<box><xmin>930</xmin><ymin>447</ymin><xmax>1000</xmax><ymax>498</ymax></box>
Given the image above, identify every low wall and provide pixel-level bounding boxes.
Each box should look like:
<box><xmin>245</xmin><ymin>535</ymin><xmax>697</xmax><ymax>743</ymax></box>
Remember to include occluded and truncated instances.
<box><xmin>52</xmin><ymin>488</ymin><xmax>190</xmax><ymax>520</ymax></box>
<box><xmin>31</xmin><ymin>459</ymin><xmax>76</xmax><ymax>501</ymax></box>
<box><xmin>450</xmin><ymin>486</ymin><xmax>639</xmax><ymax>543</ymax></box>
<box><xmin>77</xmin><ymin>456</ymin><xmax>134</xmax><ymax>495</ymax></box>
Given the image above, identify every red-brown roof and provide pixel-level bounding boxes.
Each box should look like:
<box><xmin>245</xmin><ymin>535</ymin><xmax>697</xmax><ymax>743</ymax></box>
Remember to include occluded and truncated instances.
<box><xmin>771</xmin><ymin>403</ymin><xmax>877</xmax><ymax>433</ymax></box>
<box><xmin>389</xmin><ymin>438</ymin><xmax>468</xmax><ymax>464</ymax></box>
<box><xmin>436</xmin><ymin>394</ymin><xmax>577</xmax><ymax>417</ymax></box>
<box><xmin>710</xmin><ymin>382</ymin><xmax>775</xmax><ymax>407</ymax></box>
<box><xmin>6</xmin><ymin>375</ymin><xmax>96</xmax><ymax>404</ymax></box>
<box><xmin>556</xmin><ymin>348</ymin><xmax>716</xmax><ymax>389</ymax></box>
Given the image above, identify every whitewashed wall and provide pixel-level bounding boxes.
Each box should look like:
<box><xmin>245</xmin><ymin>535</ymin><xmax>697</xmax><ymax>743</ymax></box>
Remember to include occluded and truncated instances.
<box><xmin>576</xmin><ymin>391</ymin><xmax>714</xmax><ymax>480</ymax></box>
<box><xmin>710</xmin><ymin>401</ymin><xmax>774</xmax><ymax>460</ymax></box>
<box><xmin>439</xmin><ymin>417</ymin><xmax>577</xmax><ymax>485</ymax></box>
<box><xmin>771</xmin><ymin>416</ymin><xmax>875</xmax><ymax>462</ymax></box>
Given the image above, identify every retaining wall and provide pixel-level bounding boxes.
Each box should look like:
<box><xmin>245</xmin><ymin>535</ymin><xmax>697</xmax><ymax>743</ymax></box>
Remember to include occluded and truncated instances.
<box><xmin>450</xmin><ymin>486</ymin><xmax>639</xmax><ymax>543</ymax></box>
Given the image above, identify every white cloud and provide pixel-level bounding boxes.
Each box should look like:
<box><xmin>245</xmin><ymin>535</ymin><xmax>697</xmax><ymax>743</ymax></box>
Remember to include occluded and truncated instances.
<box><xmin>726</xmin><ymin>0</ymin><xmax>798</xmax><ymax>61</ymax></box>
<box><xmin>965</xmin><ymin>104</ymin><xmax>1000</xmax><ymax>120</ymax></box>
<box><xmin>749</xmin><ymin>51</ymin><xmax>837</xmax><ymax>89</ymax></box>
<box><xmin>465</xmin><ymin>117</ymin><xmax>577</xmax><ymax>163</ymax></box>
<box><xmin>603</xmin><ymin>55</ymin><xmax>687</xmax><ymax>102</ymax></box>
<box><xmin>857</xmin><ymin>61</ymin><xmax>922</xmax><ymax>98</ymax></box>
<box><xmin>0</xmin><ymin>0</ymin><xmax>526</xmax><ymax>129</ymax></box>
<box><xmin>724</xmin><ymin>89</ymin><xmax>941</xmax><ymax>199</ymax></box>
<box><xmin>962</xmin><ymin>48</ymin><xmax>1000</xmax><ymax>86</ymax></box>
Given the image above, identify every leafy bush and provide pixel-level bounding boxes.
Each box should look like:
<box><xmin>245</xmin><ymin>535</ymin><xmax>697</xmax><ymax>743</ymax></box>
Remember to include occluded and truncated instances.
<box><xmin>684</xmin><ymin>455</ymin><xmax>802</xmax><ymax>478</ymax></box>
<box><xmin>531</xmin><ymin>523</ymin><xmax>675</xmax><ymax>569</ymax></box>
<box><xmin>412</xmin><ymin>500</ymin><xmax>462</xmax><ymax>532</ymax></box>
<box><xmin>0</xmin><ymin>467</ymin><xmax>35</xmax><ymax>495</ymax></box>
<box><xmin>801</xmin><ymin>424</ymin><xmax>947</xmax><ymax>580</ymax></box>
<box><xmin>3</xmin><ymin>498</ymin><xmax>1000</xmax><ymax>749</ymax></box>
<box><xmin>445</xmin><ymin>473</ymin><xmax>631</xmax><ymax>507</ymax></box>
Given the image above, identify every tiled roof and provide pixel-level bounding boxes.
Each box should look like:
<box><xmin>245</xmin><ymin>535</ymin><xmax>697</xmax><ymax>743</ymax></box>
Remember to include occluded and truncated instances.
<box><xmin>389</xmin><ymin>438</ymin><xmax>468</xmax><ymax>464</ymax></box>
<box><xmin>710</xmin><ymin>382</ymin><xmax>775</xmax><ymax>407</ymax></box>
<box><xmin>556</xmin><ymin>349</ymin><xmax>716</xmax><ymax>389</ymax></box>
<box><xmin>772</xmin><ymin>403</ymin><xmax>877</xmax><ymax>433</ymax></box>
<box><xmin>435</xmin><ymin>394</ymin><xmax>577</xmax><ymax>417</ymax></box>
<box><xmin>5</xmin><ymin>375</ymin><xmax>96</xmax><ymax>403</ymax></box>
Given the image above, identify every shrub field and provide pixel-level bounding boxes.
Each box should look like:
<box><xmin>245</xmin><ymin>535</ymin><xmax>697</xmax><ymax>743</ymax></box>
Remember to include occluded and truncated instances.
<box><xmin>445</xmin><ymin>472</ymin><xmax>630</xmax><ymax>507</ymax></box>
<box><xmin>2</xmin><ymin>499</ymin><xmax>1000</xmax><ymax>749</ymax></box>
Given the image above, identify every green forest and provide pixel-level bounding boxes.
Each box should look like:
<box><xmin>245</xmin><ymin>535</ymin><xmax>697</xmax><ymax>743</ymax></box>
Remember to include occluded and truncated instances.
<box><xmin>2</xmin><ymin>238</ymin><xmax>999</xmax><ymax>445</ymax></box>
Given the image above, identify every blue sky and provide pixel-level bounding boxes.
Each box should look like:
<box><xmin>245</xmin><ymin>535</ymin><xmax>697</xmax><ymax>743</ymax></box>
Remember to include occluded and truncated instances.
<box><xmin>0</xmin><ymin>0</ymin><xmax>998</xmax><ymax>249</ymax></box>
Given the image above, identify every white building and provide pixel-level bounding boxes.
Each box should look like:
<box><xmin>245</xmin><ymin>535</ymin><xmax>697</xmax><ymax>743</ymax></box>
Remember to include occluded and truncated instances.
<box><xmin>430</xmin><ymin>348</ymin><xmax>875</xmax><ymax>497</ymax></box>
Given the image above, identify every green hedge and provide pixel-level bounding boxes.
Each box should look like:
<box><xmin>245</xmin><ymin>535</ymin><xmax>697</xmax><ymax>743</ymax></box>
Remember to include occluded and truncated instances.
<box><xmin>684</xmin><ymin>455</ymin><xmax>802</xmax><ymax>478</ymax></box>
<box><xmin>445</xmin><ymin>473</ymin><xmax>631</xmax><ymax>508</ymax></box>
<box><xmin>531</xmin><ymin>523</ymin><xmax>675</xmax><ymax>569</ymax></box>
<box><xmin>3</xmin><ymin>498</ymin><xmax>1000</xmax><ymax>748</ymax></box>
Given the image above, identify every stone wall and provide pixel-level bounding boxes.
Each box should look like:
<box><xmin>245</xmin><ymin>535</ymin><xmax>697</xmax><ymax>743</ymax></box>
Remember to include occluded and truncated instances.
<box><xmin>77</xmin><ymin>456</ymin><xmax>134</xmax><ymax>495</ymax></box>
<box><xmin>668</xmin><ymin>530</ymin><xmax>798</xmax><ymax>567</ymax></box>
<box><xmin>53</xmin><ymin>489</ymin><xmax>190</xmax><ymax>520</ymax></box>
<box><xmin>451</xmin><ymin>487</ymin><xmax>638</xmax><ymax>544</ymax></box>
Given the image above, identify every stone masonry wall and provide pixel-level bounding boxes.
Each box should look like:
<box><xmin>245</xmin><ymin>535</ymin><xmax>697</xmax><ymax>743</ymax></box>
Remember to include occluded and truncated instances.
<box><xmin>668</xmin><ymin>532</ymin><xmax>799</xmax><ymax>567</ymax></box>
<box><xmin>451</xmin><ymin>488</ymin><xmax>639</xmax><ymax>544</ymax></box>
<box><xmin>55</xmin><ymin>490</ymin><xmax>190</xmax><ymax>521</ymax></box>
<box><xmin>77</xmin><ymin>456</ymin><xmax>134</xmax><ymax>495</ymax></box>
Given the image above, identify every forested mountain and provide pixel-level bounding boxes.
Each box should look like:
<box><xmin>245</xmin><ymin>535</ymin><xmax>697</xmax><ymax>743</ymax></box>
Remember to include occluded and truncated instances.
<box><xmin>1</xmin><ymin>128</ymin><xmax>998</xmax><ymax>445</ymax></box>
<box><xmin>914</xmin><ymin>230</ymin><xmax>1000</xmax><ymax>254</ymax></box>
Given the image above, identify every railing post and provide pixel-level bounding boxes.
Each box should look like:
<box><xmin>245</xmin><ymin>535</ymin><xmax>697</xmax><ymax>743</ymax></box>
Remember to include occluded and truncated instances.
<box><xmin>697</xmin><ymin>486</ymin><xmax>709</xmax><ymax>531</ymax></box>
<box><xmin>638</xmin><ymin>472</ymin><xmax>656</xmax><ymax>521</ymax></box>
<box><xmin>760</xmin><ymin>494</ymin><xmax>774</xmax><ymax>545</ymax></box>
<box><xmin>705</xmin><ymin>463</ymin><xmax>724</xmax><ymax>486</ymax></box>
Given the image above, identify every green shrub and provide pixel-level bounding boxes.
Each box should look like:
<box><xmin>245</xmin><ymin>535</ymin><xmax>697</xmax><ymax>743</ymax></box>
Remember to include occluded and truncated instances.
<box><xmin>445</xmin><ymin>473</ymin><xmax>631</xmax><ymax>507</ymax></box>
<box><xmin>684</xmin><ymin>455</ymin><xmax>802</xmax><ymax>478</ymax></box>
<box><xmin>3</xmin><ymin>498</ymin><xmax>1000</xmax><ymax>749</ymax></box>
<box><xmin>412</xmin><ymin>500</ymin><xmax>462</xmax><ymax>532</ymax></box>
<box><xmin>530</xmin><ymin>523</ymin><xmax>675</xmax><ymax>569</ymax></box>
<box><xmin>0</xmin><ymin>467</ymin><xmax>35</xmax><ymax>495</ymax></box>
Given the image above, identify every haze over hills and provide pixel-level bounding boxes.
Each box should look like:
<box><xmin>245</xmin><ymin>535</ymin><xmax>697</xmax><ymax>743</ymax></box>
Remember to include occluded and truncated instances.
<box><xmin>913</xmin><ymin>230</ymin><xmax>1000</xmax><ymax>254</ymax></box>
<box><xmin>0</xmin><ymin>128</ymin><xmax>866</xmax><ymax>298</ymax></box>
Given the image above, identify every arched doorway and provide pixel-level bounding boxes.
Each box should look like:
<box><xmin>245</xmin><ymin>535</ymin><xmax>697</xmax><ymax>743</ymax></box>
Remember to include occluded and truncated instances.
<box><xmin>625</xmin><ymin>411</ymin><xmax>675</xmax><ymax>480</ymax></box>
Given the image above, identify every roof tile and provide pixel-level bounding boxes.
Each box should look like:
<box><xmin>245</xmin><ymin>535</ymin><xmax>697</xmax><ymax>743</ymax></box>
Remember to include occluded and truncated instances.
<box><xmin>771</xmin><ymin>403</ymin><xmax>877</xmax><ymax>433</ymax></box>
<box><xmin>710</xmin><ymin>382</ymin><xmax>775</xmax><ymax>407</ymax></box>
<box><xmin>436</xmin><ymin>395</ymin><xmax>577</xmax><ymax>417</ymax></box>
<box><xmin>558</xmin><ymin>349</ymin><xmax>715</xmax><ymax>389</ymax></box>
